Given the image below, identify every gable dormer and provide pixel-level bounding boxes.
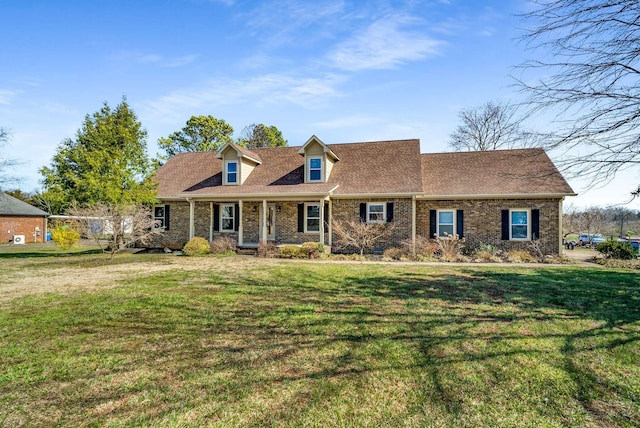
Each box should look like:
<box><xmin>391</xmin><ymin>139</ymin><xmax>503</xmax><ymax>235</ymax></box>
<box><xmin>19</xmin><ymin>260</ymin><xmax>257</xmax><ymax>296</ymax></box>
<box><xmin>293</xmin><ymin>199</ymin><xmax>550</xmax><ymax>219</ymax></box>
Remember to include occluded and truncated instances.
<box><xmin>216</xmin><ymin>142</ymin><xmax>262</xmax><ymax>185</ymax></box>
<box><xmin>297</xmin><ymin>135</ymin><xmax>339</xmax><ymax>183</ymax></box>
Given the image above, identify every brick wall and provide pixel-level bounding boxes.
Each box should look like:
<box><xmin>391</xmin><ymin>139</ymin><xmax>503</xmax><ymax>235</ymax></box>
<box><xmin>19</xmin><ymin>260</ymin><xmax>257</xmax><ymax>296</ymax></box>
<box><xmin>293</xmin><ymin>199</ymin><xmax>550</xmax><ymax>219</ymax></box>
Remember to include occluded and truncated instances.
<box><xmin>0</xmin><ymin>216</ymin><xmax>48</xmax><ymax>243</ymax></box>
<box><xmin>416</xmin><ymin>198</ymin><xmax>562</xmax><ymax>255</ymax></box>
<box><xmin>157</xmin><ymin>197</ymin><xmax>563</xmax><ymax>255</ymax></box>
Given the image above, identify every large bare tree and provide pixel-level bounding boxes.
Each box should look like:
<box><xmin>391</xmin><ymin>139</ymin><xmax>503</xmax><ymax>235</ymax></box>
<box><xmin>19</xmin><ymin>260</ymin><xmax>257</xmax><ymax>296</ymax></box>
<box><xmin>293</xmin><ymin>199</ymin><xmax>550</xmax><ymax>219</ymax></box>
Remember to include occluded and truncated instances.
<box><xmin>448</xmin><ymin>101</ymin><xmax>541</xmax><ymax>151</ymax></box>
<box><xmin>517</xmin><ymin>0</ymin><xmax>640</xmax><ymax>196</ymax></box>
<box><xmin>0</xmin><ymin>127</ymin><xmax>20</xmax><ymax>188</ymax></box>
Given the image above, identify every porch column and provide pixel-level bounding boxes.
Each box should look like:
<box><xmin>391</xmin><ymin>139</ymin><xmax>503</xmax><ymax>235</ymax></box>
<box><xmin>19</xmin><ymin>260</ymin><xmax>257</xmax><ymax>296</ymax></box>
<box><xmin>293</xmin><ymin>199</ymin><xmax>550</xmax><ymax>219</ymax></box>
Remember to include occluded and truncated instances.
<box><xmin>319</xmin><ymin>199</ymin><xmax>325</xmax><ymax>245</ymax></box>
<box><xmin>189</xmin><ymin>199</ymin><xmax>195</xmax><ymax>240</ymax></box>
<box><xmin>209</xmin><ymin>202</ymin><xmax>214</xmax><ymax>242</ymax></box>
<box><xmin>261</xmin><ymin>199</ymin><xmax>268</xmax><ymax>244</ymax></box>
<box><xmin>412</xmin><ymin>196</ymin><xmax>417</xmax><ymax>254</ymax></box>
<box><xmin>238</xmin><ymin>200</ymin><xmax>244</xmax><ymax>246</ymax></box>
<box><xmin>328</xmin><ymin>199</ymin><xmax>333</xmax><ymax>246</ymax></box>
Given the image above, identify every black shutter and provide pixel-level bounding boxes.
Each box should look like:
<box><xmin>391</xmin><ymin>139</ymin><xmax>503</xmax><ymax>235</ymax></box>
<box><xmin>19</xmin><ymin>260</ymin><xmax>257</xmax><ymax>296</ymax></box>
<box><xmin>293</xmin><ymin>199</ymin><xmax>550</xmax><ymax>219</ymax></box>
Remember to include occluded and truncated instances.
<box><xmin>298</xmin><ymin>204</ymin><xmax>304</xmax><ymax>232</ymax></box>
<box><xmin>456</xmin><ymin>209</ymin><xmax>464</xmax><ymax>238</ymax></box>
<box><xmin>213</xmin><ymin>204</ymin><xmax>220</xmax><ymax>232</ymax></box>
<box><xmin>386</xmin><ymin>202</ymin><xmax>394</xmax><ymax>223</ymax></box>
<box><xmin>429</xmin><ymin>210</ymin><xmax>436</xmax><ymax>238</ymax></box>
<box><xmin>234</xmin><ymin>203</ymin><xmax>240</xmax><ymax>231</ymax></box>
<box><xmin>359</xmin><ymin>203</ymin><xmax>367</xmax><ymax>222</ymax></box>
<box><xmin>532</xmin><ymin>209</ymin><xmax>540</xmax><ymax>239</ymax></box>
<box><xmin>501</xmin><ymin>210</ymin><xmax>509</xmax><ymax>240</ymax></box>
<box><xmin>164</xmin><ymin>205</ymin><xmax>170</xmax><ymax>231</ymax></box>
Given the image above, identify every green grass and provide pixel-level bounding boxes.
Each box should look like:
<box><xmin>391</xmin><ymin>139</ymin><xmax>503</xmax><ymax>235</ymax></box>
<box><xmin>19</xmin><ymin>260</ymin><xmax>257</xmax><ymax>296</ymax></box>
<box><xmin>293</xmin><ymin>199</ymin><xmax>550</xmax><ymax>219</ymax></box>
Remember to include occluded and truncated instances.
<box><xmin>0</xmin><ymin>252</ymin><xmax>639</xmax><ymax>427</ymax></box>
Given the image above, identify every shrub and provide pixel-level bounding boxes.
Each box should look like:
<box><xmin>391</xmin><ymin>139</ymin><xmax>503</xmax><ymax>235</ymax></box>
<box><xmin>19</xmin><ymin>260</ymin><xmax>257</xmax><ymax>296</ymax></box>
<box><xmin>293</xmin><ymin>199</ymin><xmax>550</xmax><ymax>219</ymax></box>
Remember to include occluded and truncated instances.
<box><xmin>51</xmin><ymin>225</ymin><xmax>81</xmax><ymax>250</ymax></box>
<box><xmin>596</xmin><ymin>240</ymin><xmax>636</xmax><ymax>260</ymax></box>
<box><xmin>279</xmin><ymin>245</ymin><xmax>303</xmax><ymax>259</ymax></box>
<box><xmin>210</xmin><ymin>236</ymin><xmax>237</xmax><ymax>255</ymax></box>
<box><xmin>473</xmin><ymin>250</ymin><xmax>502</xmax><ymax>263</ymax></box>
<box><xmin>383</xmin><ymin>247</ymin><xmax>406</xmax><ymax>261</ymax></box>
<box><xmin>435</xmin><ymin>233</ymin><xmax>465</xmax><ymax>262</ymax></box>
<box><xmin>256</xmin><ymin>241</ymin><xmax>278</xmax><ymax>258</ymax></box>
<box><xmin>506</xmin><ymin>249</ymin><xmax>537</xmax><ymax>263</ymax></box>
<box><xmin>182</xmin><ymin>237</ymin><xmax>210</xmax><ymax>256</ymax></box>
<box><xmin>300</xmin><ymin>242</ymin><xmax>324</xmax><ymax>259</ymax></box>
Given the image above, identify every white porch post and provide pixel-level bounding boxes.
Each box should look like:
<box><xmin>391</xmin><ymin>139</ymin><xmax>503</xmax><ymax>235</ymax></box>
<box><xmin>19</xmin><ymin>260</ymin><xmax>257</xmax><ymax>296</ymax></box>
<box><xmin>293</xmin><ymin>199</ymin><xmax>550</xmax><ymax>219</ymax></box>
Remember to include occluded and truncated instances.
<box><xmin>412</xmin><ymin>196</ymin><xmax>417</xmax><ymax>254</ymax></box>
<box><xmin>261</xmin><ymin>199</ymin><xmax>268</xmax><ymax>244</ymax></box>
<box><xmin>319</xmin><ymin>199</ymin><xmax>325</xmax><ymax>245</ymax></box>
<box><xmin>189</xmin><ymin>199</ymin><xmax>195</xmax><ymax>240</ymax></box>
<box><xmin>238</xmin><ymin>200</ymin><xmax>244</xmax><ymax>246</ymax></box>
<box><xmin>209</xmin><ymin>202</ymin><xmax>214</xmax><ymax>242</ymax></box>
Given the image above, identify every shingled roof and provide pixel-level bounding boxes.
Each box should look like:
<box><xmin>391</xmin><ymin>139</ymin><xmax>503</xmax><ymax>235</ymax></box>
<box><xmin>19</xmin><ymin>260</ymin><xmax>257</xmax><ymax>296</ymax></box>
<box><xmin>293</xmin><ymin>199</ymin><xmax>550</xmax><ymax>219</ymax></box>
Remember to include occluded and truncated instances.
<box><xmin>156</xmin><ymin>141</ymin><xmax>574</xmax><ymax>199</ymax></box>
<box><xmin>0</xmin><ymin>192</ymin><xmax>49</xmax><ymax>216</ymax></box>
<box><xmin>421</xmin><ymin>148</ymin><xmax>575</xmax><ymax>197</ymax></box>
<box><xmin>157</xmin><ymin>139</ymin><xmax>424</xmax><ymax>198</ymax></box>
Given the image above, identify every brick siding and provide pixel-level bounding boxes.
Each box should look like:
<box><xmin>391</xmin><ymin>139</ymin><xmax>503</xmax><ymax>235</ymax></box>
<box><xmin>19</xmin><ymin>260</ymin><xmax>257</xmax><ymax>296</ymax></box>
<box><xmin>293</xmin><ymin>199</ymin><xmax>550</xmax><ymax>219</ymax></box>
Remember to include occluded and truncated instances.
<box><xmin>0</xmin><ymin>216</ymin><xmax>48</xmax><ymax>243</ymax></box>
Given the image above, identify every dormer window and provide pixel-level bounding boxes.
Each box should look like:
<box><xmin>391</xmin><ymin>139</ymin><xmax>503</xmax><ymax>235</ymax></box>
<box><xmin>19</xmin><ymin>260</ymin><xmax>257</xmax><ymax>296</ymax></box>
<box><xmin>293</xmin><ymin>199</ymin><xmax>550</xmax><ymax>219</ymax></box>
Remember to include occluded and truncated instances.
<box><xmin>225</xmin><ymin>161</ymin><xmax>238</xmax><ymax>185</ymax></box>
<box><xmin>308</xmin><ymin>157</ymin><xmax>322</xmax><ymax>182</ymax></box>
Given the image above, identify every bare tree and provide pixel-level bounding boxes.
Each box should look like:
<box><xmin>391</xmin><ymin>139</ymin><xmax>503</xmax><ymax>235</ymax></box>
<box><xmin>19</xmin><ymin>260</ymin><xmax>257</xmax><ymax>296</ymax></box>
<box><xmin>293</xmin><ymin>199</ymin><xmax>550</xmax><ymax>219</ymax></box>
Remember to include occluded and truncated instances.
<box><xmin>0</xmin><ymin>127</ymin><xmax>21</xmax><ymax>188</ymax></box>
<box><xmin>332</xmin><ymin>220</ymin><xmax>394</xmax><ymax>255</ymax></box>
<box><xmin>69</xmin><ymin>203</ymin><xmax>162</xmax><ymax>260</ymax></box>
<box><xmin>517</xmin><ymin>0</ymin><xmax>640</xmax><ymax>197</ymax></box>
<box><xmin>579</xmin><ymin>207</ymin><xmax>605</xmax><ymax>237</ymax></box>
<box><xmin>562</xmin><ymin>203</ymin><xmax>582</xmax><ymax>239</ymax></box>
<box><xmin>448</xmin><ymin>101</ymin><xmax>542</xmax><ymax>151</ymax></box>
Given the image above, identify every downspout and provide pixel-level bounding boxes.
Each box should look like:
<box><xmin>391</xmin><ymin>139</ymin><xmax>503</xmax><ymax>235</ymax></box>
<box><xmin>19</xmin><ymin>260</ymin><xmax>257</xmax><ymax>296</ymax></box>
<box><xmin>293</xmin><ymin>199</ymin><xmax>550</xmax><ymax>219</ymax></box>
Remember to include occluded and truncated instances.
<box><xmin>412</xmin><ymin>195</ymin><xmax>417</xmax><ymax>254</ymax></box>
<box><xmin>559</xmin><ymin>197</ymin><xmax>564</xmax><ymax>255</ymax></box>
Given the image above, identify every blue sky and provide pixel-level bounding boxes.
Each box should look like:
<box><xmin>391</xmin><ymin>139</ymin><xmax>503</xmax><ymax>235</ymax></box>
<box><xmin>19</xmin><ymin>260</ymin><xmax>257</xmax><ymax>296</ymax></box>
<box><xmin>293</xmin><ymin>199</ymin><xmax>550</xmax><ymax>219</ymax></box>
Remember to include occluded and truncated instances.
<box><xmin>1</xmin><ymin>0</ymin><xmax>638</xmax><ymax>209</ymax></box>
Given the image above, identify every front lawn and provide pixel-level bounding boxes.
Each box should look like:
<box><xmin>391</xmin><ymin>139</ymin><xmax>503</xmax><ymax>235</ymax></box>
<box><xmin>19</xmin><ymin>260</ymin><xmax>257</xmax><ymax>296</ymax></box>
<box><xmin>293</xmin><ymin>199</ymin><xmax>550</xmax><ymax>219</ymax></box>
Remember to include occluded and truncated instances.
<box><xmin>0</xmin><ymin>254</ymin><xmax>638</xmax><ymax>427</ymax></box>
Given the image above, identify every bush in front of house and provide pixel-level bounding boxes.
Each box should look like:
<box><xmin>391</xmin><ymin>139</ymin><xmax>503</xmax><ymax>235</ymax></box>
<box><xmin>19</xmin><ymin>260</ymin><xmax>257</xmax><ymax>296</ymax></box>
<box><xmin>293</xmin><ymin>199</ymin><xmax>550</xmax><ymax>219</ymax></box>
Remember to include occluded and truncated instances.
<box><xmin>472</xmin><ymin>243</ymin><xmax>502</xmax><ymax>263</ymax></box>
<box><xmin>257</xmin><ymin>241</ymin><xmax>278</xmax><ymax>258</ymax></box>
<box><xmin>279</xmin><ymin>245</ymin><xmax>303</xmax><ymax>259</ymax></box>
<box><xmin>506</xmin><ymin>249</ymin><xmax>537</xmax><ymax>263</ymax></box>
<box><xmin>182</xmin><ymin>237</ymin><xmax>210</xmax><ymax>256</ymax></box>
<box><xmin>596</xmin><ymin>240</ymin><xmax>636</xmax><ymax>260</ymax></box>
<box><xmin>300</xmin><ymin>242</ymin><xmax>324</xmax><ymax>259</ymax></box>
<box><xmin>210</xmin><ymin>236</ymin><xmax>237</xmax><ymax>255</ymax></box>
<box><xmin>435</xmin><ymin>233</ymin><xmax>465</xmax><ymax>262</ymax></box>
<box><xmin>51</xmin><ymin>225</ymin><xmax>81</xmax><ymax>250</ymax></box>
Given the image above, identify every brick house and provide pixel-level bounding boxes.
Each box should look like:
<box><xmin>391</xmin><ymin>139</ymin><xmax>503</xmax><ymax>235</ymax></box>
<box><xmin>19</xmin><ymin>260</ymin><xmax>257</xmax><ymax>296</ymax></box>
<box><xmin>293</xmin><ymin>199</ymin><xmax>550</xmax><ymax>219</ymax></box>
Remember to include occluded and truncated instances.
<box><xmin>0</xmin><ymin>192</ymin><xmax>49</xmax><ymax>244</ymax></box>
<box><xmin>155</xmin><ymin>136</ymin><xmax>575</xmax><ymax>254</ymax></box>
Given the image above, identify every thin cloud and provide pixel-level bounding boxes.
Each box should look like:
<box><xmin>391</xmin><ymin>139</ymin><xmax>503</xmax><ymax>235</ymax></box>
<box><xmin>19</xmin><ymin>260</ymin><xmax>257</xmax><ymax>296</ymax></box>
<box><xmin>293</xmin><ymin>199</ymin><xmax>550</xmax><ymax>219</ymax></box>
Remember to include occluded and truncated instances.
<box><xmin>328</xmin><ymin>15</ymin><xmax>443</xmax><ymax>71</ymax></box>
<box><xmin>110</xmin><ymin>51</ymin><xmax>198</xmax><ymax>68</ymax></box>
<box><xmin>143</xmin><ymin>73</ymin><xmax>345</xmax><ymax>118</ymax></box>
<box><xmin>312</xmin><ymin>114</ymin><xmax>377</xmax><ymax>129</ymax></box>
<box><xmin>0</xmin><ymin>90</ymin><xmax>21</xmax><ymax>105</ymax></box>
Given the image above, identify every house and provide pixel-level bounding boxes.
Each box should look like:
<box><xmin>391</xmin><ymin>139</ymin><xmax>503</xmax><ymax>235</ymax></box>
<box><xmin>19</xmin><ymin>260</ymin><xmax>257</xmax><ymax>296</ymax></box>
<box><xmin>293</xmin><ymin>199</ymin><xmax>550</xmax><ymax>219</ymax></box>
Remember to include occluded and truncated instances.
<box><xmin>155</xmin><ymin>136</ymin><xmax>575</xmax><ymax>254</ymax></box>
<box><xmin>0</xmin><ymin>192</ymin><xmax>49</xmax><ymax>244</ymax></box>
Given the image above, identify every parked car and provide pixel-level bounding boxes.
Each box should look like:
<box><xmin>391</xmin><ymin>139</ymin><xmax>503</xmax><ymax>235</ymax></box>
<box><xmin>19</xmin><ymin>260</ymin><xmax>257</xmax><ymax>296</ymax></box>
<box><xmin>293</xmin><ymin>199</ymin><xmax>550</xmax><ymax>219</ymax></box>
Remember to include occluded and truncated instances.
<box><xmin>576</xmin><ymin>234</ymin><xmax>606</xmax><ymax>247</ymax></box>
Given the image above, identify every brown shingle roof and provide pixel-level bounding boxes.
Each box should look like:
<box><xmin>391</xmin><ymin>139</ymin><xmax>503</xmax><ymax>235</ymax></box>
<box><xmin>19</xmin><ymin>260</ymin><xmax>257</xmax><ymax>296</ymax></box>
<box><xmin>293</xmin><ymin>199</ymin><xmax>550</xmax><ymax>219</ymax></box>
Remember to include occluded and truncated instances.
<box><xmin>156</xmin><ymin>139</ymin><xmax>424</xmax><ymax>198</ymax></box>
<box><xmin>156</xmin><ymin>142</ymin><xmax>574</xmax><ymax>199</ymax></box>
<box><xmin>421</xmin><ymin>148</ymin><xmax>575</xmax><ymax>197</ymax></box>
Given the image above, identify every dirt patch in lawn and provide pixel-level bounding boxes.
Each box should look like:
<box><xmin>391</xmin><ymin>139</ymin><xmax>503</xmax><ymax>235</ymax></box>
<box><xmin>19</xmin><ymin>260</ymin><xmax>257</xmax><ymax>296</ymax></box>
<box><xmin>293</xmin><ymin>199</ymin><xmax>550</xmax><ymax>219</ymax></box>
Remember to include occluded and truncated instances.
<box><xmin>0</xmin><ymin>256</ymin><xmax>280</xmax><ymax>304</ymax></box>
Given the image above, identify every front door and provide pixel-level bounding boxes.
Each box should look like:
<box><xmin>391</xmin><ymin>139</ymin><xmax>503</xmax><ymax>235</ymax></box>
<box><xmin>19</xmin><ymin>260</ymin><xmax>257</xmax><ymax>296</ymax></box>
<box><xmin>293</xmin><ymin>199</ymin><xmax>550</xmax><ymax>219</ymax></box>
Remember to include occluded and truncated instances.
<box><xmin>260</xmin><ymin>204</ymin><xmax>276</xmax><ymax>240</ymax></box>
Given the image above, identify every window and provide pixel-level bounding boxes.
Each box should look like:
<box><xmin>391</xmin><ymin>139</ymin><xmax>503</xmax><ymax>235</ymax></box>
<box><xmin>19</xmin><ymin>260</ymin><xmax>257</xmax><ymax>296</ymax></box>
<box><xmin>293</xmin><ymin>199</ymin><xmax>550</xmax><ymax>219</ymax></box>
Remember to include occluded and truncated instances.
<box><xmin>308</xmin><ymin>157</ymin><xmax>322</xmax><ymax>182</ymax></box>
<box><xmin>154</xmin><ymin>205</ymin><xmax>166</xmax><ymax>229</ymax></box>
<box><xmin>437</xmin><ymin>210</ymin><xmax>455</xmax><ymax>237</ymax></box>
<box><xmin>510</xmin><ymin>209</ymin><xmax>530</xmax><ymax>240</ymax></box>
<box><xmin>305</xmin><ymin>203</ymin><xmax>320</xmax><ymax>233</ymax></box>
<box><xmin>367</xmin><ymin>203</ymin><xmax>386</xmax><ymax>223</ymax></box>
<box><xmin>220</xmin><ymin>204</ymin><xmax>235</xmax><ymax>232</ymax></box>
<box><xmin>225</xmin><ymin>161</ymin><xmax>238</xmax><ymax>184</ymax></box>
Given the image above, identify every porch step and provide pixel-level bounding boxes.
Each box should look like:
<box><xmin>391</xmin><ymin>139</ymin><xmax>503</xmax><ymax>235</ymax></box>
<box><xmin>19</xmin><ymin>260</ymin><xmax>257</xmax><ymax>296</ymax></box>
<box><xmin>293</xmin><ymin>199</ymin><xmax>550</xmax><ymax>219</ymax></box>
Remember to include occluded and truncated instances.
<box><xmin>236</xmin><ymin>248</ymin><xmax>257</xmax><ymax>256</ymax></box>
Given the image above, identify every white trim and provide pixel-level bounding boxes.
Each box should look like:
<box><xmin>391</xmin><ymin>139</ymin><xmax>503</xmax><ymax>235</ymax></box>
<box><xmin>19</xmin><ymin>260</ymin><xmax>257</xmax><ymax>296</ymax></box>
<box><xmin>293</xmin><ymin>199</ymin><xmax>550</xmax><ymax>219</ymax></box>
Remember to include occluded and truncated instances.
<box><xmin>417</xmin><ymin>193</ymin><xmax>576</xmax><ymax>199</ymax></box>
<box><xmin>436</xmin><ymin>209</ymin><xmax>456</xmax><ymax>237</ymax></box>
<box><xmin>304</xmin><ymin>202</ymin><xmax>321</xmax><ymax>234</ymax></box>
<box><xmin>220</xmin><ymin>203</ymin><xmax>235</xmax><ymax>232</ymax></box>
<box><xmin>224</xmin><ymin>160</ymin><xmax>239</xmax><ymax>185</ymax></box>
<box><xmin>366</xmin><ymin>202</ymin><xmax>386</xmax><ymax>223</ymax></box>
<box><xmin>238</xmin><ymin>200</ymin><xmax>244</xmax><ymax>246</ymax></box>
<box><xmin>307</xmin><ymin>156</ymin><xmax>323</xmax><ymax>183</ymax></box>
<box><xmin>509</xmin><ymin>208</ymin><xmax>531</xmax><ymax>241</ymax></box>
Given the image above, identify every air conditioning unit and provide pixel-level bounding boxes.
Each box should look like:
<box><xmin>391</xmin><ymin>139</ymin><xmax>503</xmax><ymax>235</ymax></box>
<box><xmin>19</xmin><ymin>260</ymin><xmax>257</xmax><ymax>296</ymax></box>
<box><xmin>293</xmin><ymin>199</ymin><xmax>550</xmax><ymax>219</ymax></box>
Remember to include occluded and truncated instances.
<box><xmin>13</xmin><ymin>235</ymin><xmax>25</xmax><ymax>244</ymax></box>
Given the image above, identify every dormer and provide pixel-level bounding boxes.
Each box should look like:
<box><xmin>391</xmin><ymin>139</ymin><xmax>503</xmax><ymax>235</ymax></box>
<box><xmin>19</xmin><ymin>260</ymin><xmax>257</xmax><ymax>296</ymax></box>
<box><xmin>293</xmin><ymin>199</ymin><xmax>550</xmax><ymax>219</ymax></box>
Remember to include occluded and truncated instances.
<box><xmin>215</xmin><ymin>142</ymin><xmax>262</xmax><ymax>185</ymax></box>
<box><xmin>297</xmin><ymin>135</ymin><xmax>339</xmax><ymax>183</ymax></box>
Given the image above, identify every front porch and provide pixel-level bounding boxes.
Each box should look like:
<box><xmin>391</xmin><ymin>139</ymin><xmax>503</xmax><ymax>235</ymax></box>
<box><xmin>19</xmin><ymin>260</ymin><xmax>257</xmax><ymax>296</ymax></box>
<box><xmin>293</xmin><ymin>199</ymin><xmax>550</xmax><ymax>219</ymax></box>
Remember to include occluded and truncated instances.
<box><xmin>185</xmin><ymin>199</ymin><xmax>333</xmax><ymax>247</ymax></box>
